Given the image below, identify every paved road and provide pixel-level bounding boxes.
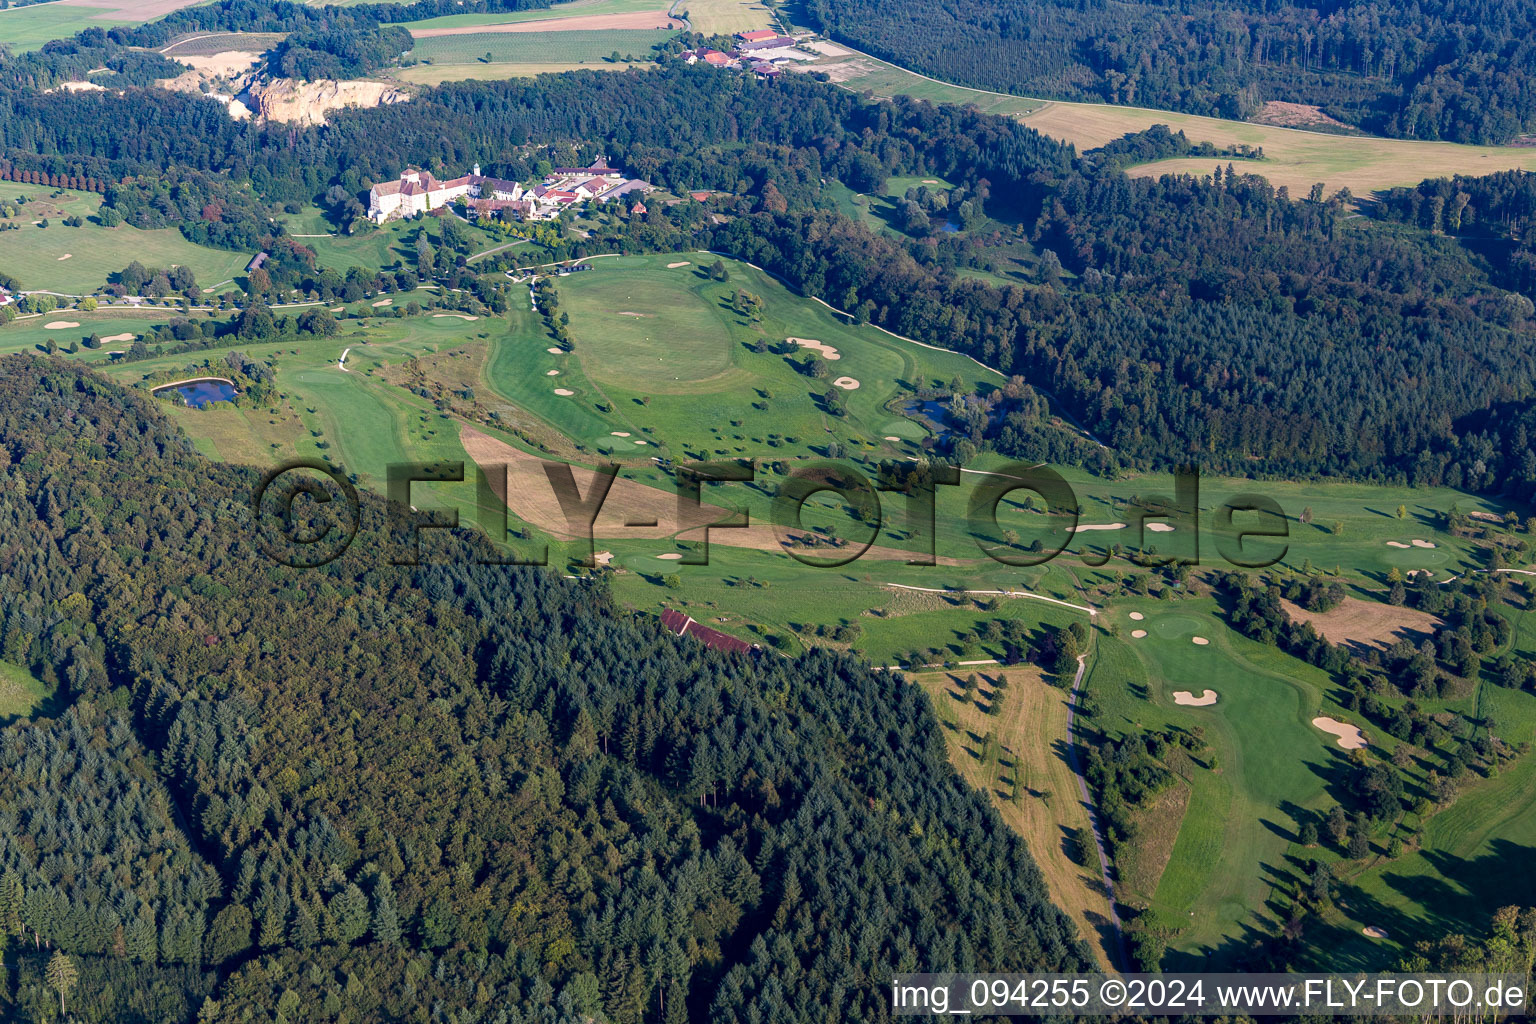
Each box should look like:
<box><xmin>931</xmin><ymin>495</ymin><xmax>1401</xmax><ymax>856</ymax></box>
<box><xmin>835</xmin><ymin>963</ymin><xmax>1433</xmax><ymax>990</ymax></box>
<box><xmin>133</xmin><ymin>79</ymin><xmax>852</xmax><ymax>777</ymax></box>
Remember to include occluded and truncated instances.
<box><xmin>1064</xmin><ymin>652</ymin><xmax>1130</xmax><ymax>971</ymax></box>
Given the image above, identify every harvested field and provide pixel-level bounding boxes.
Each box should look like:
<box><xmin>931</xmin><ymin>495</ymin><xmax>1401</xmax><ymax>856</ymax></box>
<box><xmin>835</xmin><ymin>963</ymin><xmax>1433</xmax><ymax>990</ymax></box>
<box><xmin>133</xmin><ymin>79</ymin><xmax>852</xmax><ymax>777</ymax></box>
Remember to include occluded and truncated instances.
<box><xmin>58</xmin><ymin>0</ymin><xmax>204</xmax><ymax>18</ymax></box>
<box><xmin>1281</xmin><ymin>596</ymin><xmax>1443</xmax><ymax>650</ymax></box>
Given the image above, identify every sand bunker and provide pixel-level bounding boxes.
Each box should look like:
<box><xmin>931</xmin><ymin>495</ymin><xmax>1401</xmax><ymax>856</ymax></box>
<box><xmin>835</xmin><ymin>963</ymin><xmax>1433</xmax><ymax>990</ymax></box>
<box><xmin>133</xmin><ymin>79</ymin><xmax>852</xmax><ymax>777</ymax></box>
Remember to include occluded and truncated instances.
<box><xmin>921</xmin><ymin>179</ymin><xmax>939</xmax><ymax>184</ymax></box>
<box><xmin>667</xmin><ymin>261</ymin><xmax>691</xmax><ymax>268</ymax></box>
<box><xmin>633</xmin><ymin>440</ymin><xmax>646</xmax><ymax>445</ymax></box>
<box><xmin>884</xmin><ymin>435</ymin><xmax>901</xmax><ymax>441</ymax></box>
<box><xmin>1069</xmin><ymin>523</ymin><xmax>1126</xmax><ymax>533</ymax></box>
<box><xmin>611</xmin><ymin>431</ymin><xmax>631</xmax><ymax>437</ymax></box>
<box><xmin>1412</xmin><ymin>539</ymin><xmax>1436</xmax><ymax>548</ymax></box>
<box><xmin>789</xmin><ymin>337</ymin><xmax>840</xmax><ymax>360</ymax></box>
<box><xmin>99</xmin><ymin>333</ymin><xmax>136</xmax><ymax>343</ymax></box>
<box><xmin>56</xmin><ymin>254</ymin><xmax>72</xmax><ymax>261</ymax></box>
<box><xmin>547</xmin><ymin>347</ymin><xmax>563</xmax><ymax>354</ymax></box>
<box><xmin>1313</xmin><ymin>717</ymin><xmax>1368</xmax><ymax>749</ymax></box>
<box><xmin>554</xmin><ymin>388</ymin><xmax>574</xmax><ymax>396</ymax></box>
<box><xmin>832</xmin><ymin>376</ymin><xmax>860</xmax><ymax>390</ymax></box>
<box><xmin>371</xmin><ymin>298</ymin><xmax>392</xmax><ymax>307</ymax></box>
<box><xmin>330</xmin><ymin>306</ymin><xmax>344</xmax><ymax>312</ymax></box>
<box><xmin>1128</xmin><ymin>612</ymin><xmax>1145</xmax><ymax>621</ymax></box>
<box><xmin>593</xmin><ymin>550</ymin><xmax>614</xmax><ymax>565</ymax></box>
<box><xmin>1131</xmin><ymin>630</ymin><xmax>1148</xmax><ymax>638</ymax></box>
<box><xmin>43</xmin><ymin>321</ymin><xmax>80</xmax><ymax>330</ymax></box>
<box><xmin>1386</xmin><ymin>541</ymin><xmax>1410</xmax><ymax>549</ymax></box>
<box><xmin>546</xmin><ymin>370</ymin><xmax>559</xmax><ymax>376</ymax></box>
<box><xmin>1146</xmin><ymin>522</ymin><xmax>1176</xmax><ymax>532</ymax></box>
<box><xmin>1362</xmin><ymin>926</ymin><xmax>1389</xmax><ymax>939</ymax></box>
<box><xmin>656</xmin><ymin>552</ymin><xmax>683</xmax><ymax>560</ymax></box>
<box><xmin>1191</xmin><ymin>636</ymin><xmax>1210</xmax><ymax>645</ymax></box>
<box><xmin>1173</xmin><ymin>690</ymin><xmax>1218</xmax><ymax>706</ymax></box>
<box><xmin>433</xmin><ymin>313</ymin><xmax>479</xmax><ymax>321</ymax></box>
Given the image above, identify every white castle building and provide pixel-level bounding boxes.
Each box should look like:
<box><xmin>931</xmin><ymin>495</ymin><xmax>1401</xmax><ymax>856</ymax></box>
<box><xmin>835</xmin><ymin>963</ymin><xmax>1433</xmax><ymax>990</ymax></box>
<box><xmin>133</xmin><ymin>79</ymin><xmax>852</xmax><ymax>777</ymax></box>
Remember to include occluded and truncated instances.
<box><xmin>367</xmin><ymin>164</ymin><xmax>523</xmax><ymax>223</ymax></box>
<box><xmin>366</xmin><ymin>160</ymin><xmax>648</xmax><ymax>224</ymax></box>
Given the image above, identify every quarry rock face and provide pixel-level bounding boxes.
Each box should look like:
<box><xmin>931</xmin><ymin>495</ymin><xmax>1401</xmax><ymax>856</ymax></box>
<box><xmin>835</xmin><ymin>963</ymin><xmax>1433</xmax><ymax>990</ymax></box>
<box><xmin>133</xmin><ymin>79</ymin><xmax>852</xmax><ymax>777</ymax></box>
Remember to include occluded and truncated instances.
<box><xmin>244</xmin><ymin>77</ymin><xmax>411</xmax><ymax>125</ymax></box>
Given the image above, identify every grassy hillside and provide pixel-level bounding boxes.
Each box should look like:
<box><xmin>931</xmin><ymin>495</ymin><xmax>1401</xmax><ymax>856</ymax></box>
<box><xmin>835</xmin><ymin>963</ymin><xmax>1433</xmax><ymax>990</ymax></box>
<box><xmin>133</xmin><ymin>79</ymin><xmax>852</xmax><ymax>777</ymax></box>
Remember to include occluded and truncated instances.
<box><xmin>0</xmin><ymin>184</ymin><xmax>251</xmax><ymax>294</ymax></box>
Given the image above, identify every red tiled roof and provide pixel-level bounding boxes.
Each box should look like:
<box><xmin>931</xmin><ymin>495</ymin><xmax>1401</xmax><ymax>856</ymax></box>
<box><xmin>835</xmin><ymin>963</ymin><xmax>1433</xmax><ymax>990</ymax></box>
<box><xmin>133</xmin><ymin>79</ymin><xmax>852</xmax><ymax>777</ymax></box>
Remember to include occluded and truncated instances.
<box><xmin>738</xmin><ymin>29</ymin><xmax>778</xmax><ymax>41</ymax></box>
<box><xmin>660</xmin><ymin>609</ymin><xmax>751</xmax><ymax>655</ymax></box>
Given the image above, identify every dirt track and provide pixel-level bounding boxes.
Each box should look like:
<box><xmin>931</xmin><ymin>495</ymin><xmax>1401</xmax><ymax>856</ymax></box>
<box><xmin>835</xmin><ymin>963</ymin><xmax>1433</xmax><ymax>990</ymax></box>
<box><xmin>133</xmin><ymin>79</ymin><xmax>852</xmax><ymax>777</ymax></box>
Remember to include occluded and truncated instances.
<box><xmin>411</xmin><ymin>10</ymin><xmax>682</xmax><ymax>36</ymax></box>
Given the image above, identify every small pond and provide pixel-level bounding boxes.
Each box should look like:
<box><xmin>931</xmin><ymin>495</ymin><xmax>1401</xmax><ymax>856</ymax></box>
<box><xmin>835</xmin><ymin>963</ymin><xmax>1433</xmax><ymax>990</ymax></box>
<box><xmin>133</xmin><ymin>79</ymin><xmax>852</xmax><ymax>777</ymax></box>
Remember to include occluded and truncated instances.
<box><xmin>153</xmin><ymin>378</ymin><xmax>238</xmax><ymax>408</ymax></box>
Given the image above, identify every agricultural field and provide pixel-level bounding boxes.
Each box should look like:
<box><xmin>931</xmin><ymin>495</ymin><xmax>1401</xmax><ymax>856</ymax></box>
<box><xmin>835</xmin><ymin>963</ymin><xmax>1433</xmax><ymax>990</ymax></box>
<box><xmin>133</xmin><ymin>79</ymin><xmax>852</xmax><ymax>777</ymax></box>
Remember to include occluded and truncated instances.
<box><xmin>0</xmin><ymin>0</ymin><xmax>209</xmax><ymax>50</ymax></box>
<box><xmin>802</xmin><ymin>48</ymin><xmax>1536</xmax><ymax>196</ymax></box>
<box><xmin>392</xmin><ymin>61</ymin><xmax>648</xmax><ymax>83</ymax></box>
<box><xmin>676</xmin><ymin>0</ymin><xmax>776</xmax><ymax>35</ymax></box>
<box><xmin>158</xmin><ymin>30</ymin><xmax>286</xmax><ymax>56</ymax></box>
<box><xmin>0</xmin><ymin>1</ymin><xmax>135</xmax><ymax>51</ymax></box>
<box><xmin>0</xmin><ymin>184</ymin><xmax>252</xmax><ymax>295</ymax></box>
<box><xmin>395</xmin><ymin>0</ymin><xmax>673</xmax><ymax>32</ymax></box>
<box><xmin>409</xmin><ymin>28</ymin><xmax>676</xmax><ymax>66</ymax></box>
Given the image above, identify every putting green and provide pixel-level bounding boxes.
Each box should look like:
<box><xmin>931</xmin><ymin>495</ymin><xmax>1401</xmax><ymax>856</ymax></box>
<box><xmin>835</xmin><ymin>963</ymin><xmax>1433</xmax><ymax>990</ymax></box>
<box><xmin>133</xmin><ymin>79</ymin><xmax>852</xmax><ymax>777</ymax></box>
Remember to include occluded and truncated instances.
<box><xmin>562</xmin><ymin>270</ymin><xmax>739</xmax><ymax>391</ymax></box>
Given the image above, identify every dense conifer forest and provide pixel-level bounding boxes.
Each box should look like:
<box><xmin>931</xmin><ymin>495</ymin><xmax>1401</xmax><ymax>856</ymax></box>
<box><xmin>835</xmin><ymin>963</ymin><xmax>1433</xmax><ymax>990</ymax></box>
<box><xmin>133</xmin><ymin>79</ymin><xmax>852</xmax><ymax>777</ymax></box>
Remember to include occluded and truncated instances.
<box><xmin>0</xmin><ymin>358</ymin><xmax>1090</xmax><ymax>1021</ymax></box>
<box><xmin>804</xmin><ymin>0</ymin><xmax>1536</xmax><ymax>143</ymax></box>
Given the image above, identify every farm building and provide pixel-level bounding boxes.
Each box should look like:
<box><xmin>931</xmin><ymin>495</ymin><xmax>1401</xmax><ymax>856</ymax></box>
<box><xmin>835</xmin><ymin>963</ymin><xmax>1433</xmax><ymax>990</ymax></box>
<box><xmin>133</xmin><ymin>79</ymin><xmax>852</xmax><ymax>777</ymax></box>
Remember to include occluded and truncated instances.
<box><xmin>737</xmin><ymin>29</ymin><xmax>779</xmax><ymax>41</ymax></box>
<box><xmin>737</xmin><ymin>35</ymin><xmax>795</xmax><ymax>51</ymax></box>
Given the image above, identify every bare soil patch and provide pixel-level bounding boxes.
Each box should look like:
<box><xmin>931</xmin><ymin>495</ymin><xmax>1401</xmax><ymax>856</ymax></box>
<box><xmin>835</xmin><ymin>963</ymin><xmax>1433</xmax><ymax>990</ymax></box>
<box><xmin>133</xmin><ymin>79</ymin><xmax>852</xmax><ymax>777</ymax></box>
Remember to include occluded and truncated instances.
<box><xmin>1250</xmin><ymin>101</ymin><xmax>1353</xmax><ymax>132</ymax></box>
<box><xmin>1281</xmin><ymin>596</ymin><xmax>1443</xmax><ymax>650</ymax></box>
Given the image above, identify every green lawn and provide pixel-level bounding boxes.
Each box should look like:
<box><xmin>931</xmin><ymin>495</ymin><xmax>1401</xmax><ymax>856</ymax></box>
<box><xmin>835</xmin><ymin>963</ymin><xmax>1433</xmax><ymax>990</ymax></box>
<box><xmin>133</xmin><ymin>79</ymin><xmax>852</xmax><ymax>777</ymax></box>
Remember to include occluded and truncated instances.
<box><xmin>287</xmin><ymin>208</ymin><xmax>513</xmax><ymax>274</ymax></box>
<box><xmin>0</xmin><ymin>185</ymin><xmax>251</xmax><ymax>294</ymax></box>
<box><xmin>0</xmin><ymin>659</ymin><xmax>52</xmax><ymax>722</ymax></box>
<box><xmin>482</xmin><ymin>252</ymin><xmax>998</xmax><ymax>462</ymax></box>
<box><xmin>411</xmin><ymin>28</ymin><xmax>675</xmax><ymax>65</ymax></box>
